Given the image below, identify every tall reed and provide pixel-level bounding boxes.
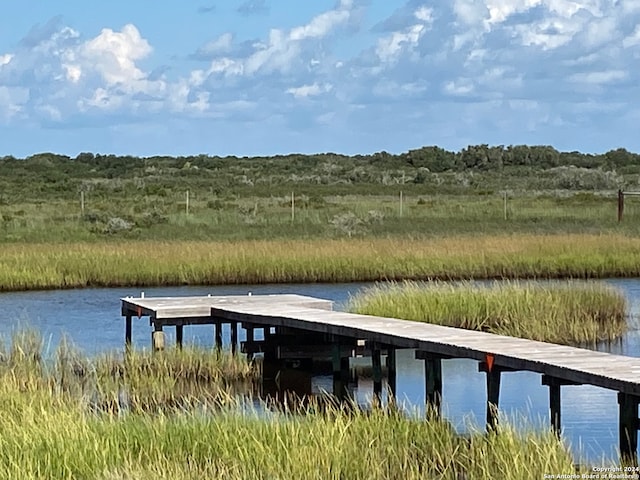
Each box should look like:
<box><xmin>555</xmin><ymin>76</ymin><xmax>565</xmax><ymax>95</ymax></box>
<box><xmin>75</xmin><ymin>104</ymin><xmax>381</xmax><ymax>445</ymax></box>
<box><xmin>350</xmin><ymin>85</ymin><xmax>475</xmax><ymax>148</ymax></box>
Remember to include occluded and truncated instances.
<box><xmin>2</xmin><ymin>234</ymin><xmax>640</xmax><ymax>291</ymax></box>
<box><xmin>348</xmin><ymin>281</ymin><xmax>627</xmax><ymax>345</ymax></box>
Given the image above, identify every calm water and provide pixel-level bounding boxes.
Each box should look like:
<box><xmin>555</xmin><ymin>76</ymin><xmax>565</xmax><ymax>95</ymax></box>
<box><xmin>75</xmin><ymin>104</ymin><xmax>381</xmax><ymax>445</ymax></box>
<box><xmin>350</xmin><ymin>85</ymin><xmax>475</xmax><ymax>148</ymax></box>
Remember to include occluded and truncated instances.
<box><xmin>1</xmin><ymin>279</ymin><xmax>639</xmax><ymax>462</ymax></box>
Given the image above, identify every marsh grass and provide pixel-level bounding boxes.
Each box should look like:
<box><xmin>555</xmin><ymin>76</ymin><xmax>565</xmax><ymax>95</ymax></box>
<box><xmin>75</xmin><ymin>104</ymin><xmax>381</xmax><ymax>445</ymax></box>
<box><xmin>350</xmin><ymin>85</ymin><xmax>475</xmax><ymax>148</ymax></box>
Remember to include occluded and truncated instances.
<box><xmin>0</xmin><ymin>329</ymin><xmax>598</xmax><ymax>479</ymax></box>
<box><xmin>0</xmin><ymin>331</ymin><xmax>255</xmax><ymax>413</ymax></box>
<box><xmin>348</xmin><ymin>281</ymin><xmax>627</xmax><ymax>345</ymax></box>
<box><xmin>0</xmin><ymin>393</ymin><xmax>582</xmax><ymax>480</ymax></box>
<box><xmin>3</xmin><ymin>233</ymin><xmax>640</xmax><ymax>291</ymax></box>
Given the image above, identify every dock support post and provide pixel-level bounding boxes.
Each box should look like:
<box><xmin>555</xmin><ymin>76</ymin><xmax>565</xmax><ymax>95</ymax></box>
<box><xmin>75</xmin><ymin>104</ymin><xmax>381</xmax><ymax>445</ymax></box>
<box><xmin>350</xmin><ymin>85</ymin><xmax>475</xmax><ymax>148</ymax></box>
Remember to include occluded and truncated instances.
<box><xmin>483</xmin><ymin>367</ymin><xmax>501</xmax><ymax>431</ymax></box>
<box><xmin>175</xmin><ymin>324</ymin><xmax>183</xmax><ymax>349</ymax></box>
<box><xmin>332</xmin><ymin>344</ymin><xmax>349</xmax><ymax>401</ymax></box>
<box><xmin>618</xmin><ymin>393</ymin><xmax>640</xmax><ymax>464</ymax></box>
<box><xmin>231</xmin><ymin>322</ymin><xmax>238</xmax><ymax>355</ymax></box>
<box><xmin>245</xmin><ymin>325</ymin><xmax>255</xmax><ymax>360</ymax></box>
<box><xmin>214</xmin><ymin>320</ymin><xmax>223</xmax><ymax>351</ymax></box>
<box><xmin>152</xmin><ymin>322</ymin><xmax>165</xmax><ymax>351</ymax></box>
<box><xmin>416</xmin><ymin>352</ymin><xmax>443</xmax><ymax>417</ymax></box>
<box><xmin>387</xmin><ymin>348</ymin><xmax>397</xmax><ymax>406</ymax></box>
<box><xmin>125</xmin><ymin>315</ymin><xmax>132</xmax><ymax>350</ymax></box>
<box><xmin>371</xmin><ymin>343</ymin><xmax>382</xmax><ymax>404</ymax></box>
<box><xmin>549</xmin><ymin>382</ymin><xmax>561</xmax><ymax>435</ymax></box>
<box><xmin>542</xmin><ymin>376</ymin><xmax>564</xmax><ymax>436</ymax></box>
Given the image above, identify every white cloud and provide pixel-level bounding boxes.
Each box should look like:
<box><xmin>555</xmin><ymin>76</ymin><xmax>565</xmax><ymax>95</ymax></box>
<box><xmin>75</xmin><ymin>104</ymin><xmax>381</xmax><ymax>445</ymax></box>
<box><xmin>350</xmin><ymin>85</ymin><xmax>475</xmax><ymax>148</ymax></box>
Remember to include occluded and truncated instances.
<box><xmin>0</xmin><ymin>54</ymin><xmax>13</xmax><ymax>66</ymax></box>
<box><xmin>569</xmin><ymin>70</ymin><xmax>628</xmax><ymax>84</ymax></box>
<box><xmin>79</xmin><ymin>24</ymin><xmax>152</xmax><ymax>86</ymax></box>
<box><xmin>203</xmin><ymin>2</ymin><xmax>355</xmax><ymax>77</ymax></box>
<box><xmin>286</xmin><ymin>82</ymin><xmax>333</xmax><ymax>98</ymax></box>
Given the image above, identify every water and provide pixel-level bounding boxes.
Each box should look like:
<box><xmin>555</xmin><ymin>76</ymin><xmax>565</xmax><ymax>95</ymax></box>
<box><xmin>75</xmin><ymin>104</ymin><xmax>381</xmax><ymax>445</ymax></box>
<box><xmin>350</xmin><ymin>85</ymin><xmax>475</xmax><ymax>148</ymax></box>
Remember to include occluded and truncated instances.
<box><xmin>0</xmin><ymin>279</ymin><xmax>639</xmax><ymax>462</ymax></box>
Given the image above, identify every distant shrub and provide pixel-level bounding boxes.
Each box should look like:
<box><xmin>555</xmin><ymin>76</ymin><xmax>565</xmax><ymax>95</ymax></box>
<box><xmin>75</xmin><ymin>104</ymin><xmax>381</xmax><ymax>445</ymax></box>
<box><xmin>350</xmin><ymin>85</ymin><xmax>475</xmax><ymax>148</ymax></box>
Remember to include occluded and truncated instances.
<box><xmin>105</xmin><ymin>217</ymin><xmax>133</xmax><ymax>234</ymax></box>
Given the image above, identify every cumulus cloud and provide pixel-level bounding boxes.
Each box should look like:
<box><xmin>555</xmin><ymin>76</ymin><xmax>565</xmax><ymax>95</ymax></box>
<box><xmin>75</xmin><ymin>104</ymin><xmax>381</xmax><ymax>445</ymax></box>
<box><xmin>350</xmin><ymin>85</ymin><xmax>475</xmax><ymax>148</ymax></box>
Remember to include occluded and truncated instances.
<box><xmin>3</xmin><ymin>0</ymin><xmax>640</xmax><ymax>155</ymax></box>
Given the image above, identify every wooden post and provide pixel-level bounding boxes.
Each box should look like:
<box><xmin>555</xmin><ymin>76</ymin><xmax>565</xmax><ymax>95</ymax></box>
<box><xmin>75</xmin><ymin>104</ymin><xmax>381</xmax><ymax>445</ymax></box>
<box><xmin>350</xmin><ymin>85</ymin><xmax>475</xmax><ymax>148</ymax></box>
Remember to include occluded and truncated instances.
<box><xmin>485</xmin><ymin>369</ymin><xmax>501</xmax><ymax>431</ymax></box>
<box><xmin>425</xmin><ymin>355</ymin><xmax>442</xmax><ymax>416</ymax></box>
<box><xmin>230</xmin><ymin>322</ymin><xmax>238</xmax><ymax>355</ymax></box>
<box><xmin>549</xmin><ymin>382</ymin><xmax>561</xmax><ymax>436</ymax></box>
<box><xmin>387</xmin><ymin>348</ymin><xmax>397</xmax><ymax>404</ymax></box>
<box><xmin>175</xmin><ymin>324</ymin><xmax>183</xmax><ymax>349</ymax></box>
<box><xmin>214</xmin><ymin>320</ymin><xmax>223</xmax><ymax>351</ymax></box>
<box><xmin>80</xmin><ymin>191</ymin><xmax>85</xmax><ymax>217</ymax></box>
<box><xmin>618</xmin><ymin>393</ymin><xmax>639</xmax><ymax>464</ymax></box>
<box><xmin>332</xmin><ymin>343</ymin><xmax>347</xmax><ymax>401</ymax></box>
<box><xmin>416</xmin><ymin>351</ymin><xmax>443</xmax><ymax>417</ymax></box>
<box><xmin>542</xmin><ymin>376</ymin><xmax>563</xmax><ymax>436</ymax></box>
<box><xmin>245</xmin><ymin>325</ymin><xmax>255</xmax><ymax>360</ymax></box>
<box><xmin>399</xmin><ymin>191</ymin><xmax>403</xmax><ymax>217</ymax></box>
<box><xmin>186</xmin><ymin>190</ymin><xmax>190</xmax><ymax>216</ymax></box>
<box><xmin>152</xmin><ymin>322</ymin><xmax>165</xmax><ymax>351</ymax></box>
<box><xmin>619</xmin><ymin>189</ymin><xmax>625</xmax><ymax>222</ymax></box>
<box><xmin>503</xmin><ymin>191</ymin><xmax>507</xmax><ymax>220</ymax></box>
<box><xmin>371</xmin><ymin>343</ymin><xmax>382</xmax><ymax>403</ymax></box>
<box><xmin>125</xmin><ymin>315</ymin><xmax>132</xmax><ymax>350</ymax></box>
<box><xmin>291</xmin><ymin>191</ymin><xmax>295</xmax><ymax>222</ymax></box>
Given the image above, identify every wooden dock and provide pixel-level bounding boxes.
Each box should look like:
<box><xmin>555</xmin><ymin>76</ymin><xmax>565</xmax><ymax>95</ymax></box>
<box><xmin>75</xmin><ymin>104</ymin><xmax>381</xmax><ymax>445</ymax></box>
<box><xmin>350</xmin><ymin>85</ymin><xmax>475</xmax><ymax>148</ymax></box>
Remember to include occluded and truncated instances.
<box><xmin>121</xmin><ymin>293</ymin><xmax>640</xmax><ymax>461</ymax></box>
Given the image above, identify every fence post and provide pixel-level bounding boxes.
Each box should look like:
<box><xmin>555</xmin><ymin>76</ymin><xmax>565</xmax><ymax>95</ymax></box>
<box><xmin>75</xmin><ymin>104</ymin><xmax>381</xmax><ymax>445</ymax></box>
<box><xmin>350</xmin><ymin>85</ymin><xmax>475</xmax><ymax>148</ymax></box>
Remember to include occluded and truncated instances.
<box><xmin>618</xmin><ymin>189</ymin><xmax>624</xmax><ymax>222</ymax></box>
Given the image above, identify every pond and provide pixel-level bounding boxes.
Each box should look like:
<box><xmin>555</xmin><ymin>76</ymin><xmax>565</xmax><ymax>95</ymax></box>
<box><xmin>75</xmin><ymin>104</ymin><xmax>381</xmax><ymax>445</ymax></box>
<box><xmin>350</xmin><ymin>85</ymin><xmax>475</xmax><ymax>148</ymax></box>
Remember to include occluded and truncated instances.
<box><xmin>1</xmin><ymin>279</ymin><xmax>639</xmax><ymax>462</ymax></box>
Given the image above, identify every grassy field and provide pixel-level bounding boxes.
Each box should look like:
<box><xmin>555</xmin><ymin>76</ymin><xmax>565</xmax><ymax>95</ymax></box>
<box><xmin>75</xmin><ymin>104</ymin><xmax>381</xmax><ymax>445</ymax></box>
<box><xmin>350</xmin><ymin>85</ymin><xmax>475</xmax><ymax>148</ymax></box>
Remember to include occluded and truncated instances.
<box><xmin>1</xmin><ymin>233</ymin><xmax>640</xmax><ymax>291</ymax></box>
<box><xmin>0</xmin><ymin>331</ymin><xmax>586</xmax><ymax>479</ymax></box>
<box><xmin>3</xmin><ymin>191</ymin><xmax>640</xmax><ymax>243</ymax></box>
<box><xmin>348</xmin><ymin>281</ymin><xmax>627</xmax><ymax>345</ymax></box>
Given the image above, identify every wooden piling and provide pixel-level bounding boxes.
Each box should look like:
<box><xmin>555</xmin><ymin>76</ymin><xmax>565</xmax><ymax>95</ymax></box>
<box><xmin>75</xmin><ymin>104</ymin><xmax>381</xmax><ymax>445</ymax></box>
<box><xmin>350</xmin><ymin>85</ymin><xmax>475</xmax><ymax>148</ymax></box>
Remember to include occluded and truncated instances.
<box><xmin>152</xmin><ymin>322</ymin><xmax>165</xmax><ymax>351</ymax></box>
<box><xmin>371</xmin><ymin>343</ymin><xmax>382</xmax><ymax>402</ymax></box>
<box><xmin>618</xmin><ymin>393</ymin><xmax>640</xmax><ymax>464</ymax></box>
<box><xmin>479</xmin><ymin>361</ymin><xmax>502</xmax><ymax>431</ymax></box>
<box><xmin>214</xmin><ymin>320</ymin><xmax>223</xmax><ymax>350</ymax></box>
<box><xmin>245</xmin><ymin>324</ymin><xmax>255</xmax><ymax>360</ymax></box>
<box><xmin>416</xmin><ymin>351</ymin><xmax>443</xmax><ymax>417</ymax></box>
<box><xmin>230</xmin><ymin>321</ymin><xmax>238</xmax><ymax>355</ymax></box>
<box><xmin>387</xmin><ymin>348</ymin><xmax>397</xmax><ymax>405</ymax></box>
<box><xmin>175</xmin><ymin>324</ymin><xmax>183</xmax><ymax>349</ymax></box>
<box><xmin>125</xmin><ymin>315</ymin><xmax>132</xmax><ymax>349</ymax></box>
<box><xmin>541</xmin><ymin>376</ymin><xmax>580</xmax><ymax>437</ymax></box>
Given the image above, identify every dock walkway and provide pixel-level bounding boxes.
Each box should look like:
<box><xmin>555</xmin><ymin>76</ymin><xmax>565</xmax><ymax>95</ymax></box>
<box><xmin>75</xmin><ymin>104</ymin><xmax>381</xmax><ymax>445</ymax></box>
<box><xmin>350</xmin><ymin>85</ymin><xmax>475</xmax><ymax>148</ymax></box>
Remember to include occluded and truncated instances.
<box><xmin>121</xmin><ymin>294</ymin><xmax>640</xmax><ymax>460</ymax></box>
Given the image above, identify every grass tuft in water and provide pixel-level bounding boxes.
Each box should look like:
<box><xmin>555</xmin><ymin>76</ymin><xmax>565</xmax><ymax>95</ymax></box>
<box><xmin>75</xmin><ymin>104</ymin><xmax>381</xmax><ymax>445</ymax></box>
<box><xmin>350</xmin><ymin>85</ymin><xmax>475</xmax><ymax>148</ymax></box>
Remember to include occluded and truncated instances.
<box><xmin>348</xmin><ymin>280</ymin><xmax>627</xmax><ymax>346</ymax></box>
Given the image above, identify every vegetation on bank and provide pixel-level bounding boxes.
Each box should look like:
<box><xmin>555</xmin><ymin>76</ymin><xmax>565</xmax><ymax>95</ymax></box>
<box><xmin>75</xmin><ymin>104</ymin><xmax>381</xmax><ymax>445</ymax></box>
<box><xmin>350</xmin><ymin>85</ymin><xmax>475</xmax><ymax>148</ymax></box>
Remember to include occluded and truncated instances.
<box><xmin>2</xmin><ymin>145</ymin><xmax>640</xmax><ymax>243</ymax></box>
<box><xmin>2</xmin><ymin>234</ymin><xmax>640</xmax><ymax>291</ymax></box>
<box><xmin>0</xmin><ymin>330</ymin><xmax>585</xmax><ymax>479</ymax></box>
<box><xmin>348</xmin><ymin>281</ymin><xmax>627</xmax><ymax>345</ymax></box>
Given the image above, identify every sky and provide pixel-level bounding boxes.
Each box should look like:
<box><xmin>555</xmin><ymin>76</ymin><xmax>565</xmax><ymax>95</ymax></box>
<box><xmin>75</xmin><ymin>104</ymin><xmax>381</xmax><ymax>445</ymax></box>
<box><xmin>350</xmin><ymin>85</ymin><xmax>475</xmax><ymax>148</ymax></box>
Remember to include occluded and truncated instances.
<box><xmin>1</xmin><ymin>0</ymin><xmax>639</xmax><ymax>158</ymax></box>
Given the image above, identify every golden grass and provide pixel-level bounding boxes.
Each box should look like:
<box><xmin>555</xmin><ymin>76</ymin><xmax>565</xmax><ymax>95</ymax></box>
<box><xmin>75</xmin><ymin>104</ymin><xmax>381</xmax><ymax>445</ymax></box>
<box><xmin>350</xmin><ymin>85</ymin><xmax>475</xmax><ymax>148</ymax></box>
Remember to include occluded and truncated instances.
<box><xmin>1</xmin><ymin>233</ymin><xmax>640</xmax><ymax>291</ymax></box>
<box><xmin>348</xmin><ymin>280</ymin><xmax>627</xmax><ymax>345</ymax></box>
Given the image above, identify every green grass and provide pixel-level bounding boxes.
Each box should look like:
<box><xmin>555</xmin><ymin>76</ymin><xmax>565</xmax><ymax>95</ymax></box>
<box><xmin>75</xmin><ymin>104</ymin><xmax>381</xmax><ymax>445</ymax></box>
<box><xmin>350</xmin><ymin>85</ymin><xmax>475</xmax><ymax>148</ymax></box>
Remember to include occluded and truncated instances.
<box><xmin>348</xmin><ymin>281</ymin><xmax>627</xmax><ymax>345</ymax></box>
<box><xmin>0</xmin><ymin>330</ymin><xmax>605</xmax><ymax>479</ymax></box>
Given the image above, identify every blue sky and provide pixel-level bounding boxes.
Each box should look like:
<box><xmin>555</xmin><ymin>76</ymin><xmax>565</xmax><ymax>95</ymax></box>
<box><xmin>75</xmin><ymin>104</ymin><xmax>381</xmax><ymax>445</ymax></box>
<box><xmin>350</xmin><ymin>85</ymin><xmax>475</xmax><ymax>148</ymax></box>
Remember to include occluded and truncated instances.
<box><xmin>1</xmin><ymin>0</ymin><xmax>639</xmax><ymax>158</ymax></box>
